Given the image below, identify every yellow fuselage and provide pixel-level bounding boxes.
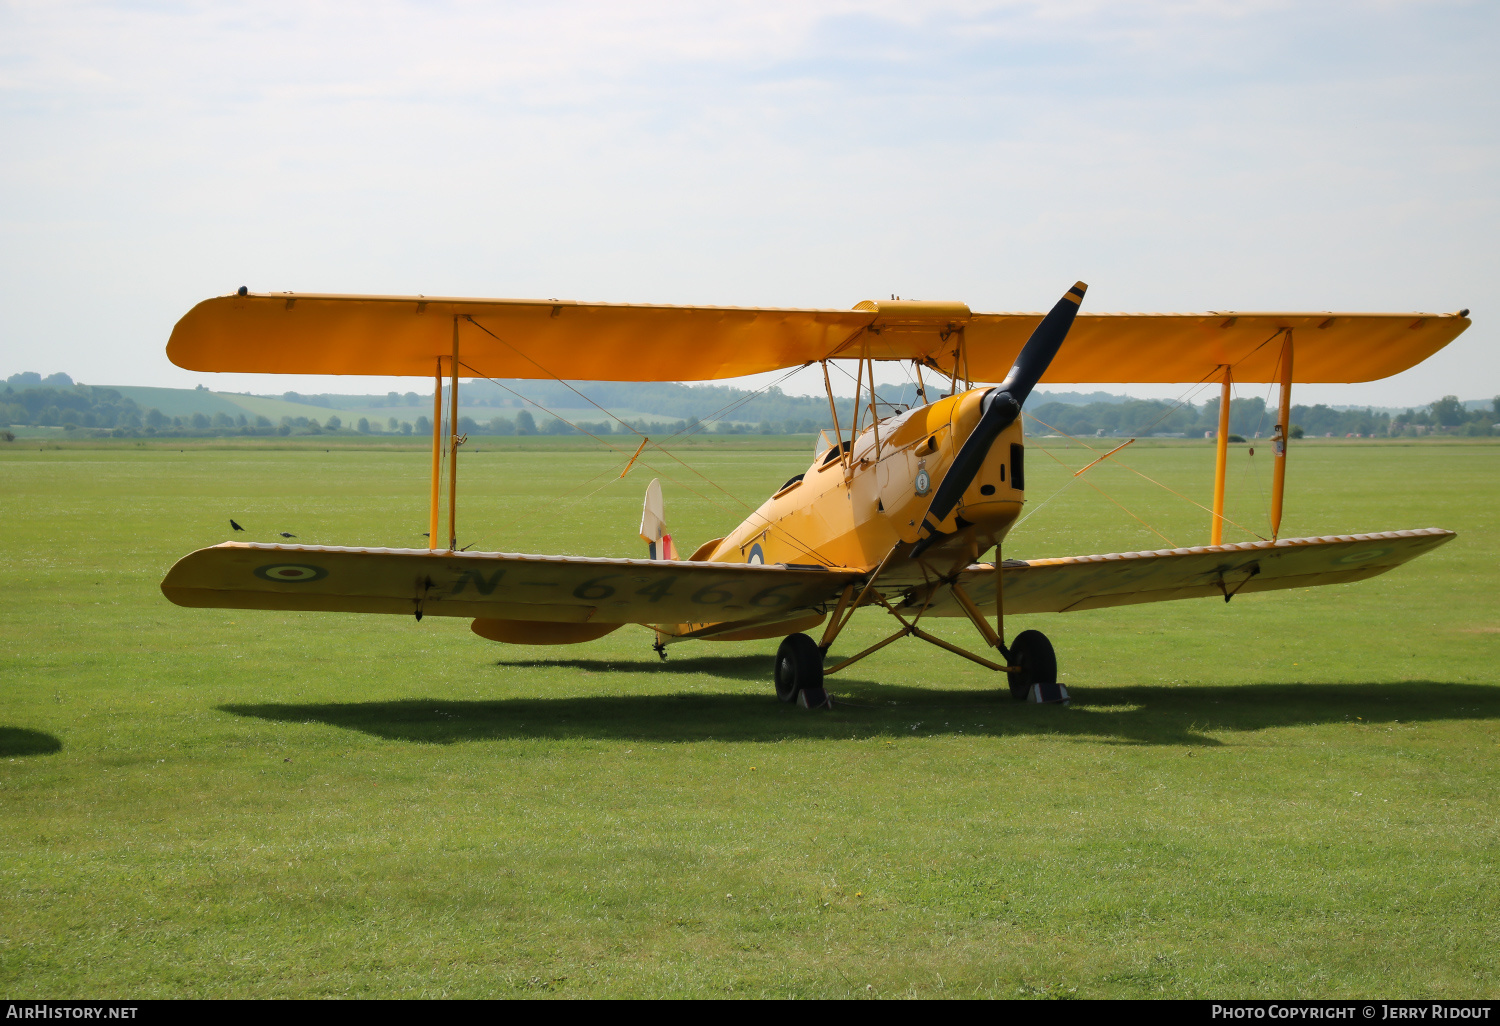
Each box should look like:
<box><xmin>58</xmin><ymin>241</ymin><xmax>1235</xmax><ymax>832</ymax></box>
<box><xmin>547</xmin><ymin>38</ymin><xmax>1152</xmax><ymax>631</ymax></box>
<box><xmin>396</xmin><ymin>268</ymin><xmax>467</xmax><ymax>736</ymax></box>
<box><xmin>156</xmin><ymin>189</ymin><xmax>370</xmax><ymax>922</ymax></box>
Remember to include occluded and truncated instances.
<box><xmin>702</xmin><ymin>388</ymin><xmax>1026</xmax><ymax>585</ymax></box>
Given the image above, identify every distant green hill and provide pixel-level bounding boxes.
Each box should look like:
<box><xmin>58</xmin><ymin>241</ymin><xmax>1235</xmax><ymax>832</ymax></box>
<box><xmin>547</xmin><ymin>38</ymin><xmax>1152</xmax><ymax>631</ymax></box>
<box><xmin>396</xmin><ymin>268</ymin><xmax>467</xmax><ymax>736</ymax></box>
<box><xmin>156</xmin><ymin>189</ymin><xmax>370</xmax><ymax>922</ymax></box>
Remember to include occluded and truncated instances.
<box><xmin>107</xmin><ymin>385</ymin><xmax>249</xmax><ymax>419</ymax></box>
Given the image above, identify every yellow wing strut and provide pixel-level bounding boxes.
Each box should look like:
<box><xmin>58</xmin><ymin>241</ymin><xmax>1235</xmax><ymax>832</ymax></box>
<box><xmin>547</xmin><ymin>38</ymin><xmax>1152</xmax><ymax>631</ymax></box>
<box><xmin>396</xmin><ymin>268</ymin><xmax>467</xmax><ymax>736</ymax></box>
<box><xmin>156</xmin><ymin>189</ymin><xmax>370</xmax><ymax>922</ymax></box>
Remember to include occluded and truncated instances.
<box><xmin>428</xmin><ymin>357</ymin><xmax>442</xmax><ymax>550</ymax></box>
<box><xmin>1211</xmin><ymin>365</ymin><xmax>1232</xmax><ymax>546</ymax></box>
<box><xmin>448</xmin><ymin>320</ymin><xmax>460</xmax><ymax>551</ymax></box>
<box><xmin>1271</xmin><ymin>330</ymin><xmax>1294</xmax><ymax>539</ymax></box>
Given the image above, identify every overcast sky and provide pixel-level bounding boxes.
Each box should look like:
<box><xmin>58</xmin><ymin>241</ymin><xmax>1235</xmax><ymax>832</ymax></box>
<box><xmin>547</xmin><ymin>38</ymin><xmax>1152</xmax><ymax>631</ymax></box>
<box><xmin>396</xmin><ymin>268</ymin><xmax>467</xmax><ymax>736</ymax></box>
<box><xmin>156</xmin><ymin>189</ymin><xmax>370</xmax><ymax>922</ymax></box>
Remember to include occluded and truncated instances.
<box><xmin>2</xmin><ymin>0</ymin><xmax>1495</xmax><ymax>407</ymax></box>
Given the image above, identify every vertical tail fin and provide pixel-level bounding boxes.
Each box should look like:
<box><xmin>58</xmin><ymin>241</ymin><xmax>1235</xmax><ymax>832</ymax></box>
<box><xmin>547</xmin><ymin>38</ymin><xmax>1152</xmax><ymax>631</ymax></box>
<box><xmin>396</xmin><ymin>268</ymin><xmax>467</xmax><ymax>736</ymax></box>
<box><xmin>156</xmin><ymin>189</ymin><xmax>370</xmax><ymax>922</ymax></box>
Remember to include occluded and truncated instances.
<box><xmin>639</xmin><ymin>478</ymin><xmax>665</xmax><ymax>559</ymax></box>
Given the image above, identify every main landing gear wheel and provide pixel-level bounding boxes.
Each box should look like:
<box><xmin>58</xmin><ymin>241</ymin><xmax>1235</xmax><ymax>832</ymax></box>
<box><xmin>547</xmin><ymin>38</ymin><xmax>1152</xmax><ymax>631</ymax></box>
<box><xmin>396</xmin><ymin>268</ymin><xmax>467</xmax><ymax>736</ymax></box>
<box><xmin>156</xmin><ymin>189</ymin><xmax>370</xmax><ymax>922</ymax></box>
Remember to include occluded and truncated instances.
<box><xmin>775</xmin><ymin>633</ymin><xmax>829</xmax><ymax>709</ymax></box>
<box><xmin>1008</xmin><ymin>629</ymin><xmax>1057</xmax><ymax>701</ymax></box>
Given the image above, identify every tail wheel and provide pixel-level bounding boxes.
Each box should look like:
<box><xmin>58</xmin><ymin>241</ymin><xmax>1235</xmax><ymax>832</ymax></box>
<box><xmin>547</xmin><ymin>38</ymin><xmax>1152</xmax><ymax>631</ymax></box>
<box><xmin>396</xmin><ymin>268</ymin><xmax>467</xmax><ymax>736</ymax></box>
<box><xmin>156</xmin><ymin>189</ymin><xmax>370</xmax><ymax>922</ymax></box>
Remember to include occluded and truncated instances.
<box><xmin>1008</xmin><ymin>629</ymin><xmax>1057</xmax><ymax>700</ymax></box>
<box><xmin>774</xmin><ymin>633</ymin><xmax>825</xmax><ymax>705</ymax></box>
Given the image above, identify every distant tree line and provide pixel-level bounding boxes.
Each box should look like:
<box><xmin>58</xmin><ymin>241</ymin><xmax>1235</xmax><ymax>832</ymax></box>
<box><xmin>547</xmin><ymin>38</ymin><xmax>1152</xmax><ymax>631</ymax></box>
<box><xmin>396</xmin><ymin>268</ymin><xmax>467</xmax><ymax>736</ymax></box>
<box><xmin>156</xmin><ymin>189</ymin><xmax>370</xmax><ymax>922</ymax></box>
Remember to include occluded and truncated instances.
<box><xmin>450</xmin><ymin>381</ymin><xmax>859</xmax><ymax>424</ymax></box>
<box><xmin>262</xmin><ymin>381</ymin><xmax>938</xmax><ymax>435</ymax></box>
<box><xmin>1027</xmin><ymin>394</ymin><xmax>1499</xmax><ymax>439</ymax></box>
<box><xmin>436</xmin><ymin>409</ymin><xmax>828</xmax><ymax>438</ymax></box>
<box><xmin>0</xmin><ymin>382</ymin><xmax>288</xmax><ymax>437</ymax></box>
<box><xmin>253</xmin><ymin>381</ymin><xmax>905</xmax><ymax>430</ymax></box>
<box><xmin>0</xmin><ymin>380</ymin><xmax>826</xmax><ymax>441</ymax></box>
<box><xmin>1390</xmin><ymin>396</ymin><xmax>1500</xmax><ymax>437</ymax></box>
<box><xmin>3</xmin><ymin>373</ymin><xmax>282</xmax><ymax>437</ymax></box>
<box><xmin>2</xmin><ymin>382</ymin><xmax>146</xmax><ymax>431</ymax></box>
<box><xmin>6</xmin><ymin>370</ymin><xmax>1496</xmax><ymax>441</ymax></box>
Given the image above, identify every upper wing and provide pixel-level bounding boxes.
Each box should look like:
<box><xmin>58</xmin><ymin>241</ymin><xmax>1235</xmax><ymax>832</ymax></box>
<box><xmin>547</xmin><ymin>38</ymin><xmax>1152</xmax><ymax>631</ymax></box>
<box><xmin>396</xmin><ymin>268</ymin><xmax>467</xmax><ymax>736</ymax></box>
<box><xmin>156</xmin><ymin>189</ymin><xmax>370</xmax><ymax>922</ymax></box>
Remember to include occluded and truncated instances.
<box><xmin>161</xmin><ymin>542</ymin><xmax>859</xmax><ymax>624</ymax></box>
<box><xmin>971</xmin><ymin>311</ymin><xmax>1469</xmax><ymax>384</ymax></box>
<box><xmin>901</xmin><ymin>529</ymin><xmax>1455</xmax><ymax>616</ymax></box>
<box><xmin>166</xmin><ymin>291</ymin><xmax>1469</xmax><ymax>383</ymax></box>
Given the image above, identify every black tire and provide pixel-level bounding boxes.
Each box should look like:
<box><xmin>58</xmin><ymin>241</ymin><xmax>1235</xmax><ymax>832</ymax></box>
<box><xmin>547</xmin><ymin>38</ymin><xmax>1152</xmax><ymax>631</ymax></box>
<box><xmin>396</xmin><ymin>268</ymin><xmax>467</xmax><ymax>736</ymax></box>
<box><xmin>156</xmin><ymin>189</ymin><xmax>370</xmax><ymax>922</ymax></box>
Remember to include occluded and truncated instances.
<box><xmin>775</xmin><ymin>633</ymin><xmax>824</xmax><ymax>704</ymax></box>
<box><xmin>1008</xmin><ymin>629</ymin><xmax>1057</xmax><ymax>700</ymax></box>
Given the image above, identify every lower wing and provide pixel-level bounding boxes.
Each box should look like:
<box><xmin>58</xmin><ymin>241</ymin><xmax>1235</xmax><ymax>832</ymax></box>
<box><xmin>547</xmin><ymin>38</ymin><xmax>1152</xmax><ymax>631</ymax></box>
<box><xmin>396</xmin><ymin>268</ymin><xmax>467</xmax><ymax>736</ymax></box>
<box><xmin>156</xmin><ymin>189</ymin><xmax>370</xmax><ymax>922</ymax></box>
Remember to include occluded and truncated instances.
<box><xmin>161</xmin><ymin>542</ymin><xmax>859</xmax><ymax>626</ymax></box>
<box><xmin>902</xmin><ymin>529</ymin><xmax>1455</xmax><ymax>616</ymax></box>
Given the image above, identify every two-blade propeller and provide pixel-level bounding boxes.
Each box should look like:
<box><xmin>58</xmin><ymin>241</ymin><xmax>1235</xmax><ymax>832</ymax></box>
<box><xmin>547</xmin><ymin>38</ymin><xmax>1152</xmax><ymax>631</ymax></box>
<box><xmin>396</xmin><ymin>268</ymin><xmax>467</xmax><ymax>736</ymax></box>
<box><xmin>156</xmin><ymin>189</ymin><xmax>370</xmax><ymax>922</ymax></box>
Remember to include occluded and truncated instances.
<box><xmin>909</xmin><ymin>281</ymin><xmax>1088</xmax><ymax>558</ymax></box>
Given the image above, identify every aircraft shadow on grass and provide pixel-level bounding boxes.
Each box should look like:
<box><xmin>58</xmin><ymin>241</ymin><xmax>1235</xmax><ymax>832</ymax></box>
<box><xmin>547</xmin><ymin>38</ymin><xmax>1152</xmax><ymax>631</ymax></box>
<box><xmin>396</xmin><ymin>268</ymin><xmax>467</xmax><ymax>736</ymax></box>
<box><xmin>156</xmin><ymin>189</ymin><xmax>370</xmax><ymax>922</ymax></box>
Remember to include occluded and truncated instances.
<box><xmin>219</xmin><ymin>655</ymin><xmax>1500</xmax><ymax>747</ymax></box>
<box><xmin>0</xmin><ymin>727</ymin><xmax>63</xmax><ymax>758</ymax></box>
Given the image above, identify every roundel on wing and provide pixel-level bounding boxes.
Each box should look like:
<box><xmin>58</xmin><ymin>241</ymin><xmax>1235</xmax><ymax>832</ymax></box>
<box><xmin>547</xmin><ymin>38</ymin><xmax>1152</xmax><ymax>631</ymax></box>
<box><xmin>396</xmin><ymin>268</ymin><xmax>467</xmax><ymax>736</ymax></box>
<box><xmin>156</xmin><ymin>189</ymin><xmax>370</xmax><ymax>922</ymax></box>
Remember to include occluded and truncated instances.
<box><xmin>748</xmin><ymin>544</ymin><xmax>765</xmax><ymax>565</ymax></box>
<box><xmin>254</xmin><ymin>563</ymin><xmax>329</xmax><ymax>583</ymax></box>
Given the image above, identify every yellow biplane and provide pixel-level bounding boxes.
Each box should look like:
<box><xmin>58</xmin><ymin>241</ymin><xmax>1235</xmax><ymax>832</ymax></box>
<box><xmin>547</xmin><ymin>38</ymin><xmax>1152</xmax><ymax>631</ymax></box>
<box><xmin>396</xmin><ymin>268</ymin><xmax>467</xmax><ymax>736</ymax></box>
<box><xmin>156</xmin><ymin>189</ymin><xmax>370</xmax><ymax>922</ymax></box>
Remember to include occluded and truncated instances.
<box><xmin>161</xmin><ymin>284</ymin><xmax>1470</xmax><ymax>707</ymax></box>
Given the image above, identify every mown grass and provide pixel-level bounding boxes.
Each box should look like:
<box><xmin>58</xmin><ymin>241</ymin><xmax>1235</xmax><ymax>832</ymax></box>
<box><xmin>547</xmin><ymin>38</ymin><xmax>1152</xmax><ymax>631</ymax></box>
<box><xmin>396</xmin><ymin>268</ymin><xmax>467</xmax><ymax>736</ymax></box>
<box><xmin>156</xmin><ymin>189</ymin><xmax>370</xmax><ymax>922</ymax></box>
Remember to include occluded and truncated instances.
<box><xmin>1</xmin><ymin>437</ymin><xmax>1497</xmax><ymax>998</ymax></box>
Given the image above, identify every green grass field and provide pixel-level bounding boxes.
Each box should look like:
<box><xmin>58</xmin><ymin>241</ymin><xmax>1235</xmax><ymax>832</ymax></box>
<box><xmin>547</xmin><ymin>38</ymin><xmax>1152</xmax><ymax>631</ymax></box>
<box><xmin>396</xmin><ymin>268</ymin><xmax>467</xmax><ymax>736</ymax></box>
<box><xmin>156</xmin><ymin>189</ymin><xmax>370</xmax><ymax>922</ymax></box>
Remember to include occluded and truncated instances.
<box><xmin>2</xmin><ymin>436</ymin><xmax>1497</xmax><ymax>998</ymax></box>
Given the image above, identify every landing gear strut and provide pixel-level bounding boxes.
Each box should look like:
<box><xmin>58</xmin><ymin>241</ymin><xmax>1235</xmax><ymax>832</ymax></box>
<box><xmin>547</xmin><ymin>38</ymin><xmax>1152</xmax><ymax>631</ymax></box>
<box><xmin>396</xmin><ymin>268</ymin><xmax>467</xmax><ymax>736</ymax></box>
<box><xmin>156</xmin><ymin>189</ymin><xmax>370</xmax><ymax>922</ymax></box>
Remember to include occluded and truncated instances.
<box><xmin>1006</xmin><ymin>629</ymin><xmax>1057</xmax><ymax>700</ymax></box>
<box><xmin>775</xmin><ymin>633</ymin><xmax>830</xmax><ymax>709</ymax></box>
